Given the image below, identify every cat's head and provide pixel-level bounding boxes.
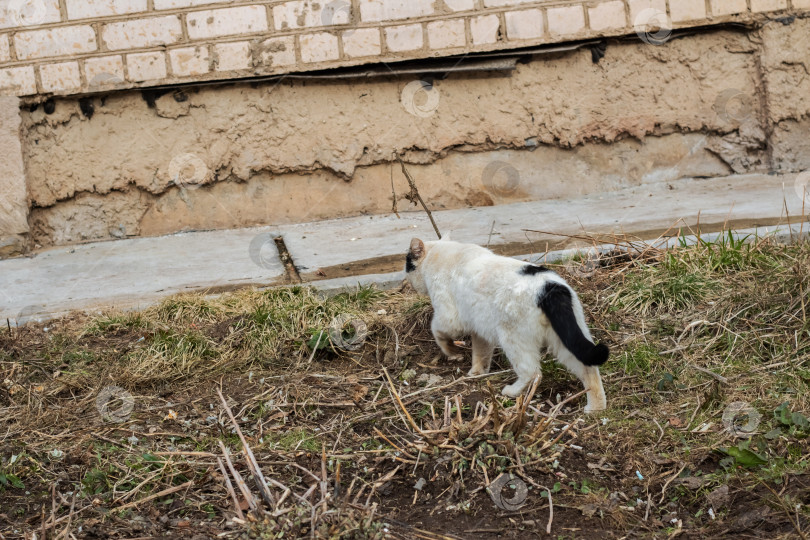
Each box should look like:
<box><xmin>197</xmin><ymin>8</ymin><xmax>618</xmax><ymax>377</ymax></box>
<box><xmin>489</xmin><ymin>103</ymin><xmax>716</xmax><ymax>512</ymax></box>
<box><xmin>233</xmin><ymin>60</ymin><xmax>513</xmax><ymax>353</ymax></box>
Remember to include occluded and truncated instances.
<box><xmin>405</xmin><ymin>238</ymin><xmax>430</xmax><ymax>295</ymax></box>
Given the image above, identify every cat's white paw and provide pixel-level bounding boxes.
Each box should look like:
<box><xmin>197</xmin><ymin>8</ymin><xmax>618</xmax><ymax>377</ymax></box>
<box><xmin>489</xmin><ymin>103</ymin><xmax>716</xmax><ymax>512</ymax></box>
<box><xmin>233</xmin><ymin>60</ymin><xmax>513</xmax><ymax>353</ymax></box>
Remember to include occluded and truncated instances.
<box><xmin>501</xmin><ymin>382</ymin><xmax>525</xmax><ymax>398</ymax></box>
<box><xmin>467</xmin><ymin>367</ymin><xmax>487</xmax><ymax>377</ymax></box>
<box><xmin>583</xmin><ymin>401</ymin><xmax>607</xmax><ymax>414</ymax></box>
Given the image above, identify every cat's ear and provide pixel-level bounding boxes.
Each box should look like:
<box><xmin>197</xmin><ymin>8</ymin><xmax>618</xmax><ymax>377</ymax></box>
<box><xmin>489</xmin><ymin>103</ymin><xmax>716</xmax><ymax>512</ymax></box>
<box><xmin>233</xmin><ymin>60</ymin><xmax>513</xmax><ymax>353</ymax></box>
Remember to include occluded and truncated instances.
<box><xmin>409</xmin><ymin>238</ymin><xmax>425</xmax><ymax>259</ymax></box>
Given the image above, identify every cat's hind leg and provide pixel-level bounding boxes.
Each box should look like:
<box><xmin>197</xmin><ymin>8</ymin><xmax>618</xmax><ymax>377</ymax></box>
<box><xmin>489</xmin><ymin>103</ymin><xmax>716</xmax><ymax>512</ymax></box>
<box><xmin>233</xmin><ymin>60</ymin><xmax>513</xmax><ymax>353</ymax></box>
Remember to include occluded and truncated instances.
<box><xmin>555</xmin><ymin>348</ymin><xmax>606</xmax><ymax>413</ymax></box>
<box><xmin>468</xmin><ymin>333</ymin><xmax>495</xmax><ymax>376</ymax></box>
<box><xmin>499</xmin><ymin>341</ymin><xmax>541</xmax><ymax>398</ymax></box>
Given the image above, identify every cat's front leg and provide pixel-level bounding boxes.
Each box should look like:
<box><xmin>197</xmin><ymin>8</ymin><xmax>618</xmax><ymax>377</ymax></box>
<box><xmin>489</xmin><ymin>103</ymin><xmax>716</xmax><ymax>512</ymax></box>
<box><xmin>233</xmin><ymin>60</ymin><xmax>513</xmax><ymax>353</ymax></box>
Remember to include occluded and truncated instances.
<box><xmin>468</xmin><ymin>333</ymin><xmax>494</xmax><ymax>376</ymax></box>
<box><xmin>434</xmin><ymin>329</ymin><xmax>464</xmax><ymax>360</ymax></box>
<box><xmin>431</xmin><ymin>317</ymin><xmax>463</xmax><ymax>360</ymax></box>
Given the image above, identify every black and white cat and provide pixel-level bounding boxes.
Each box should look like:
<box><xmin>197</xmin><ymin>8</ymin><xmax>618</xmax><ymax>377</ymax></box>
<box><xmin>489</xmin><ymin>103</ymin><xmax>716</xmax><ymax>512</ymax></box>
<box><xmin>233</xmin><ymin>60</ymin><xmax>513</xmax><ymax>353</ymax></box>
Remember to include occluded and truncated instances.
<box><xmin>405</xmin><ymin>238</ymin><xmax>609</xmax><ymax>412</ymax></box>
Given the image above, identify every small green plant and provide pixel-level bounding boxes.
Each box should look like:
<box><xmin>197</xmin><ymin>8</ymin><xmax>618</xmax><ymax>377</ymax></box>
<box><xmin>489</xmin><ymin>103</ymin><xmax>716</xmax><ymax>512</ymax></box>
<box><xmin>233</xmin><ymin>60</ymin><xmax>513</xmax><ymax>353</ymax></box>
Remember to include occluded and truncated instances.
<box><xmin>773</xmin><ymin>402</ymin><xmax>810</xmax><ymax>433</ymax></box>
<box><xmin>263</xmin><ymin>429</ymin><xmax>320</xmax><ymax>452</ymax></box>
<box><xmin>0</xmin><ymin>454</ymin><xmax>25</xmax><ymax>491</ymax></box>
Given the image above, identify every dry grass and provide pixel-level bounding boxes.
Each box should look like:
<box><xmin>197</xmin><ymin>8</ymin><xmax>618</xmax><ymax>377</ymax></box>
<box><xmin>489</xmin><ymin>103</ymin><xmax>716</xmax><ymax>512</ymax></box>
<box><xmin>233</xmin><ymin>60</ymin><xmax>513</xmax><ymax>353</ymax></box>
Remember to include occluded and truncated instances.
<box><xmin>1</xmin><ymin>230</ymin><xmax>809</xmax><ymax>539</ymax></box>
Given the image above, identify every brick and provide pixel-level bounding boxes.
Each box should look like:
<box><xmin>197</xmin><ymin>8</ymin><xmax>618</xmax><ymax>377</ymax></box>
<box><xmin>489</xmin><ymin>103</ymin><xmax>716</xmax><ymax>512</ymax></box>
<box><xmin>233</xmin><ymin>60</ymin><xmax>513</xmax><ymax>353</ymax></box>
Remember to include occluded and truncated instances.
<box><xmin>547</xmin><ymin>5</ymin><xmax>585</xmax><ymax>36</ymax></box>
<box><xmin>0</xmin><ymin>0</ymin><xmax>60</xmax><ymax>29</ymax></box>
<box><xmin>483</xmin><ymin>0</ymin><xmax>534</xmax><ymax>7</ymax></box>
<box><xmin>154</xmin><ymin>0</ymin><xmax>223</xmax><ymax>8</ymax></box>
<box><xmin>792</xmin><ymin>0</ymin><xmax>810</xmax><ymax>8</ymax></box>
<box><xmin>214</xmin><ymin>41</ymin><xmax>250</xmax><ymax>71</ymax></box>
<box><xmin>320</xmin><ymin>0</ymin><xmax>353</xmax><ymax>26</ymax></box>
<box><xmin>102</xmin><ymin>16</ymin><xmax>182</xmax><ymax>50</ymax></box>
<box><xmin>254</xmin><ymin>36</ymin><xmax>296</xmax><ymax>67</ymax></box>
<box><xmin>342</xmin><ymin>27</ymin><xmax>380</xmax><ymax>58</ymax></box>
<box><xmin>15</xmin><ymin>26</ymin><xmax>96</xmax><ymax>60</ymax></box>
<box><xmin>84</xmin><ymin>55</ymin><xmax>125</xmax><ymax>87</ymax></box>
<box><xmin>300</xmin><ymin>32</ymin><xmax>339</xmax><ymax>63</ymax></box>
<box><xmin>427</xmin><ymin>19</ymin><xmax>465</xmax><ymax>49</ymax></box>
<box><xmin>444</xmin><ymin>0</ymin><xmax>474</xmax><ymax>10</ymax></box>
<box><xmin>40</xmin><ymin>61</ymin><xmax>82</xmax><ymax>93</ymax></box>
<box><xmin>471</xmin><ymin>14</ymin><xmax>500</xmax><ymax>45</ymax></box>
<box><xmin>750</xmin><ymin>0</ymin><xmax>787</xmax><ymax>12</ymax></box>
<box><xmin>66</xmin><ymin>0</ymin><xmax>146</xmax><ymax>20</ymax></box>
<box><xmin>170</xmin><ymin>46</ymin><xmax>210</xmax><ymax>76</ymax></box>
<box><xmin>359</xmin><ymin>0</ymin><xmax>433</xmax><ymax>23</ymax></box>
<box><xmin>187</xmin><ymin>6</ymin><xmax>268</xmax><ymax>39</ymax></box>
<box><xmin>505</xmin><ymin>9</ymin><xmax>543</xmax><ymax>40</ymax></box>
<box><xmin>385</xmin><ymin>23</ymin><xmax>423</xmax><ymax>52</ymax></box>
<box><xmin>0</xmin><ymin>66</ymin><xmax>36</xmax><ymax>95</ymax></box>
<box><xmin>274</xmin><ymin>0</ymin><xmax>350</xmax><ymax>30</ymax></box>
<box><xmin>670</xmin><ymin>0</ymin><xmax>705</xmax><ymax>21</ymax></box>
<box><xmin>588</xmin><ymin>1</ymin><xmax>626</xmax><ymax>31</ymax></box>
<box><xmin>627</xmin><ymin>0</ymin><xmax>667</xmax><ymax>23</ymax></box>
<box><xmin>0</xmin><ymin>34</ymin><xmax>9</xmax><ymax>63</ymax></box>
<box><xmin>710</xmin><ymin>0</ymin><xmax>748</xmax><ymax>13</ymax></box>
<box><xmin>127</xmin><ymin>51</ymin><xmax>167</xmax><ymax>81</ymax></box>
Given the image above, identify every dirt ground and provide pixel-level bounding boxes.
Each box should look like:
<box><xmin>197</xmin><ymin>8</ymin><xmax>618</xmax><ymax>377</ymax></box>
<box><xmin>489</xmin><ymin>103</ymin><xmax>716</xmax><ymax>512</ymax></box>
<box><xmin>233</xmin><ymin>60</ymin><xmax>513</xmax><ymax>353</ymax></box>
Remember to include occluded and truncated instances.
<box><xmin>1</xmin><ymin>233</ymin><xmax>809</xmax><ymax>539</ymax></box>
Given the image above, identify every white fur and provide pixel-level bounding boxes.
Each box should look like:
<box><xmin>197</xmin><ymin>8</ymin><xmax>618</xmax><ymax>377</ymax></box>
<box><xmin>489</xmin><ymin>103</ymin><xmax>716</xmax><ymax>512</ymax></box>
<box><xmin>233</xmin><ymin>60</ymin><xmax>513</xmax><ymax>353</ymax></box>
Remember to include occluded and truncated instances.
<box><xmin>406</xmin><ymin>239</ymin><xmax>607</xmax><ymax>412</ymax></box>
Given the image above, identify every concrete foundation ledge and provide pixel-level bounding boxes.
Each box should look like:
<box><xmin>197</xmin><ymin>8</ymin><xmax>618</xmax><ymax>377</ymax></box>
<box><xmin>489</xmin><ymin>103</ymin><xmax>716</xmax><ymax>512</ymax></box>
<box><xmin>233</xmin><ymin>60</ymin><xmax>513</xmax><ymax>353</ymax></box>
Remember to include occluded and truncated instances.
<box><xmin>1</xmin><ymin>172</ymin><xmax>808</xmax><ymax>324</ymax></box>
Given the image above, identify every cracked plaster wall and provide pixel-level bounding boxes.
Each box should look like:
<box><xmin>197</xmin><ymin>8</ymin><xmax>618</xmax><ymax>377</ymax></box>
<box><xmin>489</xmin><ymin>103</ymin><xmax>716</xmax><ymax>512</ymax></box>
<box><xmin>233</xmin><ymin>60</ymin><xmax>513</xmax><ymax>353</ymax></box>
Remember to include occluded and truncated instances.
<box><xmin>16</xmin><ymin>19</ymin><xmax>810</xmax><ymax>247</ymax></box>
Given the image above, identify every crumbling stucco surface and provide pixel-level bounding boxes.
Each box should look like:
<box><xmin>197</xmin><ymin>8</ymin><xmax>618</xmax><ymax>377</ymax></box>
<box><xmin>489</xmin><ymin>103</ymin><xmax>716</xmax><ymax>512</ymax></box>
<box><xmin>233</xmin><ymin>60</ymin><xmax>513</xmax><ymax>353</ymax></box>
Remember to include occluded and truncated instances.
<box><xmin>19</xmin><ymin>21</ymin><xmax>810</xmax><ymax>247</ymax></box>
<box><xmin>759</xmin><ymin>18</ymin><xmax>810</xmax><ymax>172</ymax></box>
<box><xmin>0</xmin><ymin>96</ymin><xmax>28</xmax><ymax>256</ymax></box>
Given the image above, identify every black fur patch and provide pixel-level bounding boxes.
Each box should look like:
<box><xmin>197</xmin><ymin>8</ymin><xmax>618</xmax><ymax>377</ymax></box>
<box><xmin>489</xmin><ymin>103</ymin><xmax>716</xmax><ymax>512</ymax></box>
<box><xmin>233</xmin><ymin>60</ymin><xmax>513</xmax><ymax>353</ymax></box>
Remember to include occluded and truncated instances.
<box><xmin>520</xmin><ymin>264</ymin><xmax>551</xmax><ymax>275</ymax></box>
<box><xmin>537</xmin><ymin>282</ymin><xmax>609</xmax><ymax>366</ymax></box>
<box><xmin>405</xmin><ymin>252</ymin><xmax>416</xmax><ymax>273</ymax></box>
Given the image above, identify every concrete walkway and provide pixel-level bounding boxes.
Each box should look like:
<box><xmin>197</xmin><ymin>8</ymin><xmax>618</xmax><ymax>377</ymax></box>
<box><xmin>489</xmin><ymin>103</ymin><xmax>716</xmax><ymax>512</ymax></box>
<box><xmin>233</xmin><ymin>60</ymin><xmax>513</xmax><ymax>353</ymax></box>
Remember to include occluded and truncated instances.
<box><xmin>1</xmin><ymin>172</ymin><xmax>808</xmax><ymax>324</ymax></box>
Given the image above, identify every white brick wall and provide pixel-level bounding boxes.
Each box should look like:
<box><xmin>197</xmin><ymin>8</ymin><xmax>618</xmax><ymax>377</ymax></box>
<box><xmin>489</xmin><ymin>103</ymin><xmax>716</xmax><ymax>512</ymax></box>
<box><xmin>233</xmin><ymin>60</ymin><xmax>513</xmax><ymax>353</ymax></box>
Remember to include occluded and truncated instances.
<box><xmin>153</xmin><ymin>0</ymin><xmax>223</xmax><ymax>9</ymax></box>
<box><xmin>0</xmin><ymin>66</ymin><xmax>36</xmax><ymax>94</ymax></box>
<box><xmin>505</xmin><ymin>9</ymin><xmax>544</xmax><ymax>40</ymax></box>
<box><xmin>0</xmin><ymin>0</ymin><xmax>803</xmax><ymax>97</ymax></box>
<box><xmin>214</xmin><ymin>41</ymin><xmax>251</xmax><ymax>71</ymax></box>
<box><xmin>300</xmin><ymin>32</ymin><xmax>339</xmax><ymax>62</ymax></box>
<box><xmin>0</xmin><ymin>34</ymin><xmax>9</xmax><ymax>62</ymax></box>
<box><xmin>102</xmin><ymin>16</ymin><xmax>182</xmax><ymax>50</ymax></box>
<box><xmin>445</xmin><ymin>0</ymin><xmax>475</xmax><ymax>11</ymax></box>
<box><xmin>170</xmin><ymin>46</ymin><xmax>210</xmax><ymax>76</ymax></box>
<box><xmin>589</xmin><ymin>2</ymin><xmax>627</xmax><ymax>32</ymax></box>
<box><xmin>255</xmin><ymin>36</ymin><xmax>296</xmax><ymax>67</ymax></box>
<box><xmin>627</xmin><ymin>0</ymin><xmax>668</xmax><ymax>22</ymax></box>
<box><xmin>547</xmin><ymin>5</ymin><xmax>585</xmax><ymax>37</ymax></box>
<box><xmin>127</xmin><ymin>51</ymin><xmax>167</xmax><ymax>81</ymax></box>
<box><xmin>274</xmin><ymin>1</ymin><xmax>349</xmax><ymax>30</ymax></box>
<box><xmin>15</xmin><ymin>26</ymin><xmax>97</xmax><ymax>60</ymax></box>
<box><xmin>40</xmin><ymin>61</ymin><xmax>82</xmax><ymax>92</ymax></box>
<box><xmin>427</xmin><ymin>19</ymin><xmax>466</xmax><ymax>49</ymax></box>
<box><xmin>85</xmin><ymin>55</ymin><xmax>125</xmax><ymax>86</ymax></box>
<box><xmin>711</xmin><ymin>0</ymin><xmax>748</xmax><ymax>15</ymax></box>
<box><xmin>66</xmin><ymin>0</ymin><xmax>147</xmax><ymax>21</ymax></box>
<box><xmin>360</xmin><ymin>0</ymin><xmax>434</xmax><ymax>23</ymax></box>
<box><xmin>483</xmin><ymin>0</ymin><xmax>536</xmax><ymax>7</ymax></box>
<box><xmin>470</xmin><ymin>14</ymin><xmax>500</xmax><ymax>45</ymax></box>
<box><xmin>670</xmin><ymin>0</ymin><xmax>706</xmax><ymax>21</ymax></box>
<box><xmin>385</xmin><ymin>24</ymin><xmax>423</xmax><ymax>52</ymax></box>
<box><xmin>0</xmin><ymin>0</ymin><xmax>61</xmax><ymax>30</ymax></box>
<box><xmin>186</xmin><ymin>6</ymin><xmax>268</xmax><ymax>39</ymax></box>
<box><xmin>751</xmin><ymin>0</ymin><xmax>789</xmax><ymax>12</ymax></box>
<box><xmin>342</xmin><ymin>28</ymin><xmax>381</xmax><ymax>58</ymax></box>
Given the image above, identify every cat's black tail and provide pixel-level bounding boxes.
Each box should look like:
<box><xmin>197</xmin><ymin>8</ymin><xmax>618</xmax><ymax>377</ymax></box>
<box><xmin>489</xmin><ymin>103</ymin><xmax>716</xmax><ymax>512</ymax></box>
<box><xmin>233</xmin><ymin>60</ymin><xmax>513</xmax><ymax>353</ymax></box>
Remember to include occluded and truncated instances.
<box><xmin>537</xmin><ymin>282</ymin><xmax>609</xmax><ymax>366</ymax></box>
